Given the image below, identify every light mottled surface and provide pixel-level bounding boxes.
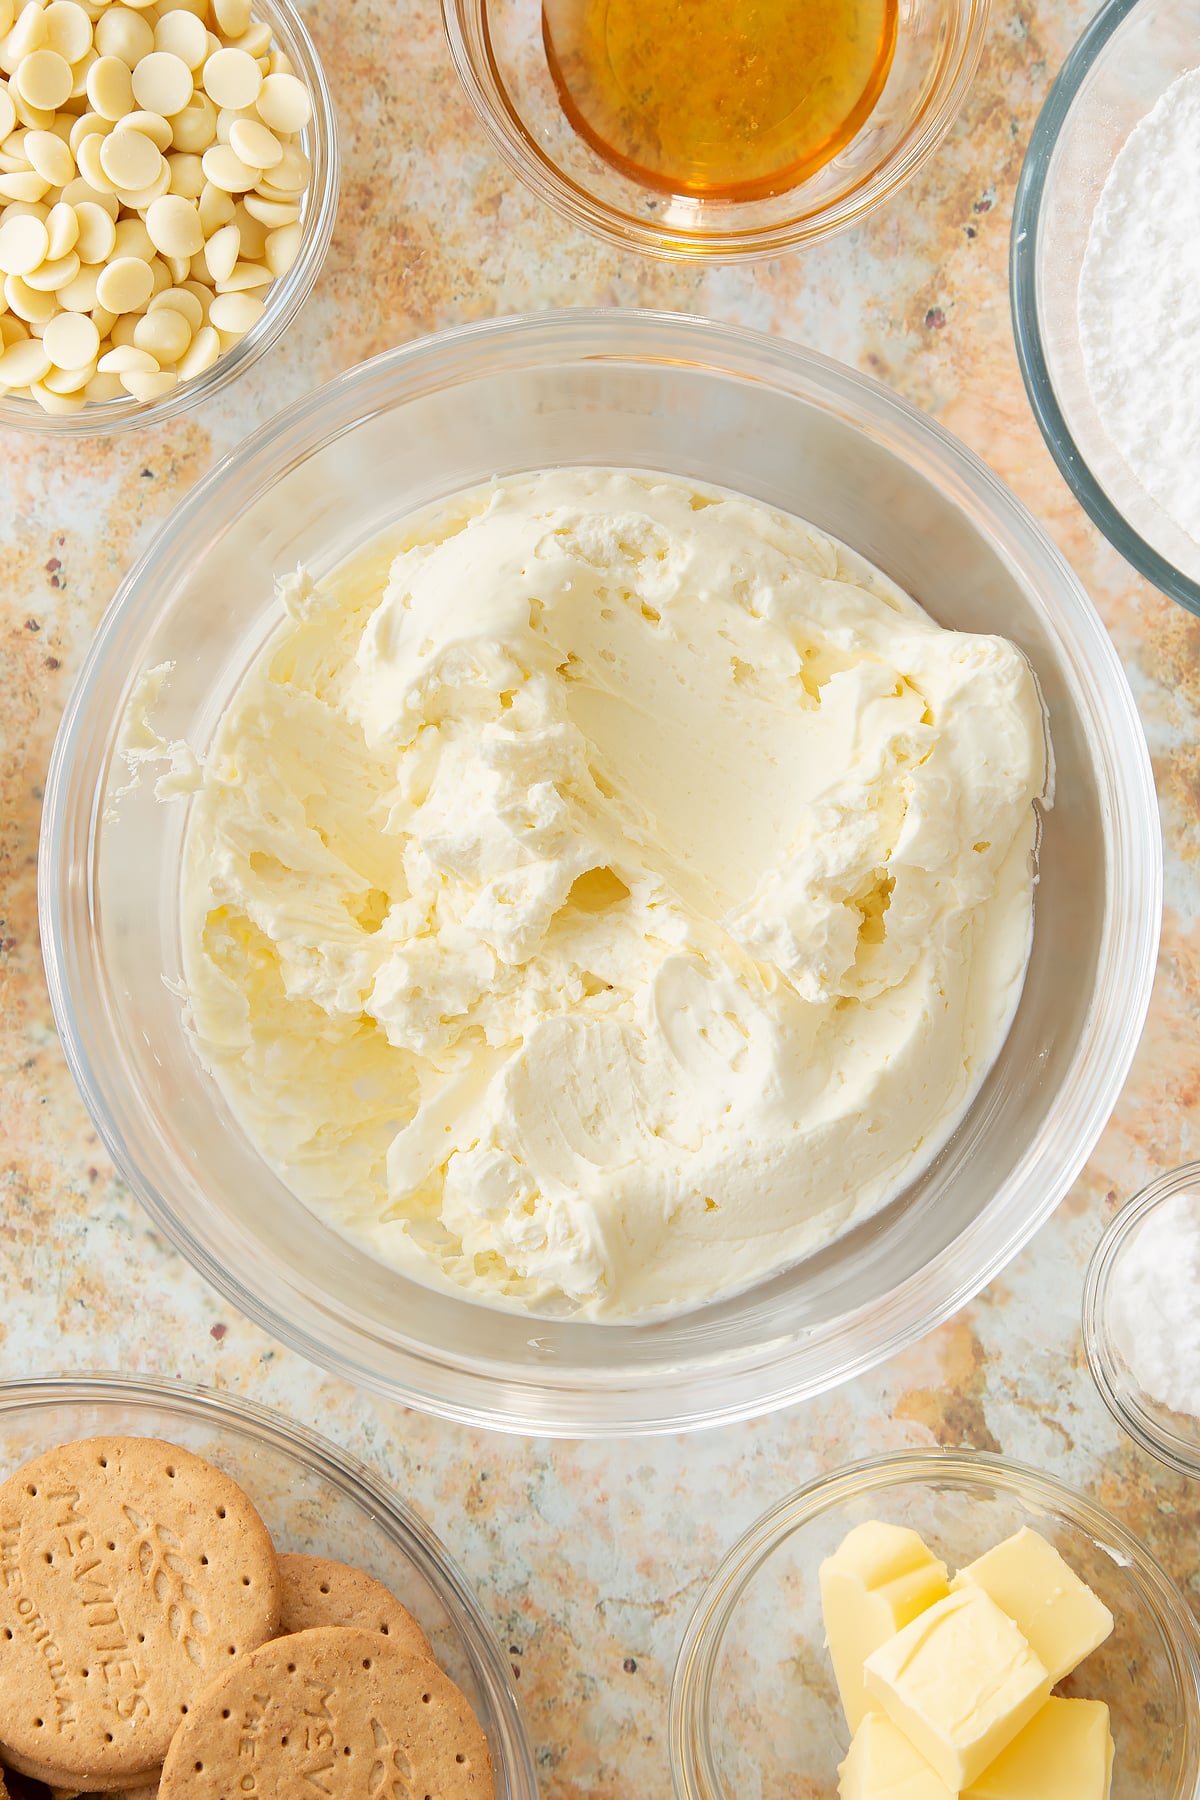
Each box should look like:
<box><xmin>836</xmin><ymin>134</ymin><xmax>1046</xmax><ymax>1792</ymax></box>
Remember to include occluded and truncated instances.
<box><xmin>2</xmin><ymin>0</ymin><xmax>1199</xmax><ymax>1793</ymax></box>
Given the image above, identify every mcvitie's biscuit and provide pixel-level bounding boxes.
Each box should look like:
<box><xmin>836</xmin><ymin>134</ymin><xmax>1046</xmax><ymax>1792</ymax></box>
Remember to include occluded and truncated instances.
<box><xmin>0</xmin><ymin>1437</ymin><xmax>280</xmax><ymax>1788</ymax></box>
<box><xmin>159</xmin><ymin>1625</ymin><xmax>494</xmax><ymax>1798</ymax></box>
<box><xmin>277</xmin><ymin>1555</ymin><xmax>433</xmax><ymax>1660</ymax></box>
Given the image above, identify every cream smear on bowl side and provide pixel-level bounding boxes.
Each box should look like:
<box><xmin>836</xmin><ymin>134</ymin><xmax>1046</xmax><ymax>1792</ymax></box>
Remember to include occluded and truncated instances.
<box><xmin>171</xmin><ymin>468</ymin><xmax>1050</xmax><ymax>1321</ymax></box>
<box><xmin>1078</xmin><ymin>67</ymin><xmax>1200</xmax><ymax>546</ymax></box>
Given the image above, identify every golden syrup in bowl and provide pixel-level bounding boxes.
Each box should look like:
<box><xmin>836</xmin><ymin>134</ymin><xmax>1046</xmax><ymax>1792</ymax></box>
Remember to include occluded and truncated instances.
<box><xmin>541</xmin><ymin>0</ymin><xmax>899</xmax><ymax>201</ymax></box>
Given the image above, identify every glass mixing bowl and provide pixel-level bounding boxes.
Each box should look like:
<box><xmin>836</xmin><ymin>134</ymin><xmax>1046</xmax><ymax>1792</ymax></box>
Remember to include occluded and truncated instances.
<box><xmin>0</xmin><ymin>1372</ymin><xmax>537</xmax><ymax>1800</ymax></box>
<box><xmin>670</xmin><ymin>1449</ymin><xmax>1200</xmax><ymax>1798</ymax></box>
<box><xmin>1011</xmin><ymin>0</ymin><xmax>1200</xmax><ymax>614</ymax></box>
<box><xmin>0</xmin><ymin>0</ymin><xmax>339</xmax><ymax>438</ymax></box>
<box><xmin>443</xmin><ymin>0</ymin><xmax>988</xmax><ymax>259</ymax></box>
<box><xmin>1084</xmin><ymin>1162</ymin><xmax>1200</xmax><ymax>1480</ymax></box>
<box><xmin>40</xmin><ymin>309</ymin><xmax>1160</xmax><ymax>1435</ymax></box>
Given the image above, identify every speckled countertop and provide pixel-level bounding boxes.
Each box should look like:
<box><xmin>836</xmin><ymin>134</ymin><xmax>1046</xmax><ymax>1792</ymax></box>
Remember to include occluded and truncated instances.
<box><xmin>2</xmin><ymin>0</ymin><xmax>1199</xmax><ymax>1792</ymax></box>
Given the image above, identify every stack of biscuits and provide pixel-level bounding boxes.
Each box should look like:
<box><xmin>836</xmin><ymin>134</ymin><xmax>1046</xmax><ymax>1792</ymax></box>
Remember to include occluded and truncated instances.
<box><xmin>0</xmin><ymin>1435</ymin><xmax>493</xmax><ymax>1797</ymax></box>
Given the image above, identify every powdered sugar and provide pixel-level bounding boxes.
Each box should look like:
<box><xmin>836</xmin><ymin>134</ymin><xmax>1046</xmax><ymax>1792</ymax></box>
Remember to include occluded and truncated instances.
<box><xmin>1109</xmin><ymin>1190</ymin><xmax>1200</xmax><ymax>1418</ymax></box>
<box><xmin>1078</xmin><ymin>67</ymin><xmax>1200</xmax><ymax>546</ymax></box>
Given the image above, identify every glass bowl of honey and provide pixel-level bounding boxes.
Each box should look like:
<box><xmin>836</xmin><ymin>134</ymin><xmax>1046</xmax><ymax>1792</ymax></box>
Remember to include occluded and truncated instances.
<box><xmin>442</xmin><ymin>0</ymin><xmax>989</xmax><ymax>258</ymax></box>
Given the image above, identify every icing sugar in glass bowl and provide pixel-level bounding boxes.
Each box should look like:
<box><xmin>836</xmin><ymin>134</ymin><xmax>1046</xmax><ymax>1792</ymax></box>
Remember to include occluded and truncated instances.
<box><xmin>1085</xmin><ymin>1163</ymin><xmax>1200</xmax><ymax>1478</ymax></box>
<box><xmin>1012</xmin><ymin>0</ymin><xmax>1200</xmax><ymax>615</ymax></box>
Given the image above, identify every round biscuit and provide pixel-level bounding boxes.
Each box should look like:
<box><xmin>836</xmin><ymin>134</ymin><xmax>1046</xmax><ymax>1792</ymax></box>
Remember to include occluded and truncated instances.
<box><xmin>159</xmin><ymin>1627</ymin><xmax>494</xmax><ymax>1799</ymax></box>
<box><xmin>276</xmin><ymin>1554</ymin><xmax>432</xmax><ymax>1661</ymax></box>
<box><xmin>0</xmin><ymin>1437</ymin><xmax>280</xmax><ymax>1784</ymax></box>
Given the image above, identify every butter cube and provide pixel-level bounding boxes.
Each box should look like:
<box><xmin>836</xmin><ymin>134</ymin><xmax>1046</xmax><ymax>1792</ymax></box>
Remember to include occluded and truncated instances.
<box><xmin>838</xmin><ymin>1712</ymin><xmax>955</xmax><ymax>1799</ymax></box>
<box><xmin>963</xmin><ymin>1697</ymin><xmax>1114</xmax><ymax>1799</ymax></box>
<box><xmin>863</xmin><ymin>1585</ymin><xmax>1052</xmax><ymax>1789</ymax></box>
<box><xmin>820</xmin><ymin>1522</ymin><xmax>951</xmax><ymax>1731</ymax></box>
<box><xmin>952</xmin><ymin>1528</ymin><xmax>1114</xmax><ymax>1684</ymax></box>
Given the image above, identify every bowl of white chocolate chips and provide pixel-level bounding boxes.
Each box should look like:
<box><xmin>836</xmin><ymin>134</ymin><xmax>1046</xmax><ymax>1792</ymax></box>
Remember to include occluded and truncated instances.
<box><xmin>671</xmin><ymin>1449</ymin><xmax>1200</xmax><ymax>1799</ymax></box>
<box><xmin>0</xmin><ymin>0</ymin><xmax>337</xmax><ymax>426</ymax></box>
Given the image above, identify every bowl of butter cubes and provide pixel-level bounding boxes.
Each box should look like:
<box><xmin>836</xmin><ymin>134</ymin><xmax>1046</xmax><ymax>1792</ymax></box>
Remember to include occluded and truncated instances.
<box><xmin>670</xmin><ymin>1448</ymin><xmax>1200</xmax><ymax>1799</ymax></box>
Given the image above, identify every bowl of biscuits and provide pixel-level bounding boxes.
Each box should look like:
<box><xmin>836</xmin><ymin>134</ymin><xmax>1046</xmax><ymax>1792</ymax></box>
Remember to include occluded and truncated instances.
<box><xmin>0</xmin><ymin>1371</ymin><xmax>536</xmax><ymax>1799</ymax></box>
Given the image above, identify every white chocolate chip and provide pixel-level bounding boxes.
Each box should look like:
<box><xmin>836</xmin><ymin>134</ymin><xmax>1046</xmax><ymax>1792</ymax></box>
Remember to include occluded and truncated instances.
<box><xmin>176</xmin><ymin>315</ymin><xmax>217</xmax><ymax>376</ymax></box>
<box><xmin>153</xmin><ymin>7</ymin><xmax>208</xmax><ymax>67</ymax></box>
<box><xmin>112</xmin><ymin>215</ymin><xmax>154</xmax><ymax>259</ymax></box>
<box><xmin>0</xmin><ymin>8</ymin><xmax>48</xmax><ymax>76</ymax></box>
<box><xmin>97</xmin><ymin>340</ymin><xmax>158</xmax><ymax>370</ymax></box>
<box><xmin>82</xmin><ymin>367</ymin><xmax>124</xmax><ymax>399</ymax></box>
<box><xmin>169</xmin><ymin>88</ymin><xmax>216</xmax><ymax>151</ymax></box>
<box><xmin>67</xmin><ymin>112</ymin><xmax>108</xmax><ymax>156</ymax></box>
<box><xmin>23</xmin><ymin>124</ymin><xmax>74</xmax><ymax>183</ymax></box>
<box><xmin>15</xmin><ymin>46</ymin><xmax>73</xmax><ymax>111</ymax></box>
<box><xmin>206</xmin><ymin>286</ymin><xmax>259</xmax><ymax>331</ymax></box>
<box><xmin>29</xmin><ymin>377</ymin><xmax>85</xmax><ymax>411</ymax></box>
<box><xmin>0</xmin><ymin>333</ymin><xmax>52</xmax><ymax>383</ymax></box>
<box><xmin>202</xmin><ymin>216</ymin><xmax>236</xmax><ymax>278</ymax></box>
<box><xmin>4</xmin><ymin>269</ymin><xmax>56</xmax><ymax>318</ymax></box>
<box><xmin>214</xmin><ymin>255</ymin><xmax>267</xmax><ymax>291</ymax></box>
<box><xmin>123</xmin><ymin>107</ymin><xmax>173</xmax><ymax>149</ymax></box>
<box><xmin>263</xmin><ymin>217</ymin><xmax>298</xmax><ymax>277</ymax></box>
<box><xmin>197</xmin><ymin>176</ymin><xmax>233</xmax><ymax>231</ymax></box>
<box><xmin>56</xmin><ymin>261</ymin><xmax>101</xmax><ymax>308</ymax></box>
<box><xmin>166</xmin><ymin>148</ymin><xmax>204</xmax><ymax>195</ymax></box>
<box><xmin>95</xmin><ymin>250</ymin><xmax>153</xmax><ymax>310</ymax></box>
<box><xmin>42</xmin><ymin>304</ymin><xmax>99</xmax><ymax>366</ymax></box>
<box><xmin>44</xmin><ymin>1</ymin><xmax>93</xmax><ymax>65</ymax></box>
<box><xmin>212</xmin><ymin>0</ymin><xmax>250</xmax><ymax>38</ymax></box>
<box><xmin>149</xmin><ymin>280</ymin><xmax>202</xmax><ymax>326</ymax></box>
<box><xmin>0</xmin><ymin>168</ymin><xmax>49</xmax><ymax>200</ymax></box>
<box><xmin>201</xmin><ymin>45</ymin><xmax>260</xmax><ymax>109</ymax></box>
<box><xmin>120</xmin><ymin>365</ymin><xmax>176</xmax><ymax>398</ymax></box>
<box><xmin>145</xmin><ymin>189</ymin><xmax>202</xmax><ymax>255</ymax></box>
<box><xmin>240</xmin><ymin>191</ymin><xmax>297</xmax><ymax>227</ymax></box>
<box><xmin>132</xmin><ymin>48</ymin><xmax>193</xmax><ymax>114</ymax></box>
<box><xmin>43</xmin><ymin>356</ymin><xmax>98</xmax><ymax>391</ymax></box>
<box><xmin>227</xmin><ymin>113</ymin><xmax>277</xmax><ymax>168</ymax></box>
<box><xmin>254</xmin><ymin>70</ymin><xmax>309</xmax><ymax>133</ymax></box>
<box><xmin>95</xmin><ymin>6</ymin><xmax>155</xmax><ymax>67</ymax></box>
<box><xmin>73</xmin><ymin>198</ymin><xmax>117</xmax><ymax>261</ymax></box>
<box><xmin>200</xmin><ymin>139</ymin><xmax>256</xmax><ymax>190</ymax></box>
<box><xmin>133</xmin><ymin>301</ymin><xmax>189</xmax><ymax>358</ymax></box>
<box><xmin>0</xmin><ymin>210</ymin><xmax>48</xmax><ymax>273</ymax></box>
<box><xmin>86</xmin><ymin>54</ymin><xmax>135</xmax><ymax>120</ymax></box>
<box><xmin>44</xmin><ymin>197</ymin><xmax>80</xmax><ymax>258</ymax></box>
<box><xmin>99</xmin><ymin>121</ymin><xmax>161</xmax><ymax>187</ymax></box>
<box><xmin>23</xmin><ymin>249</ymin><xmax>81</xmax><ymax>289</ymax></box>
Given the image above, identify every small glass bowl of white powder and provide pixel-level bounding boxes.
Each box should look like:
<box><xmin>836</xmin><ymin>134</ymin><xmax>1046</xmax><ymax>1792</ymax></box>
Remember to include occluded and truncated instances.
<box><xmin>1084</xmin><ymin>1162</ymin><xmax>1200</xmax><ymax>1476</ymax></box>
<box><xmin>1012</xmin><ymin>0</ymin><xmax>1200</xmax><ymax>616</ymax></box>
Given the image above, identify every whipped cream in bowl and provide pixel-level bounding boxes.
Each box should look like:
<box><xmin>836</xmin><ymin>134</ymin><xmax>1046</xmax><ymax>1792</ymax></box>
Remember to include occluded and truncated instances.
<box><xmin>40</xmin><ymin>313</ymin><xmax>1159</xmax><ymax>1431</ymax></box>
<box><xmin>172</xmin><ymin>469</ymin><xmax>1049</xmax><ymax>1322</ymax></box>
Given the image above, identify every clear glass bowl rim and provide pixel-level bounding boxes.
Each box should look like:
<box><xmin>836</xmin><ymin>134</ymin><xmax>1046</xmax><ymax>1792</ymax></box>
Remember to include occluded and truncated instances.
<box><xmin>668</xmin><ymin>1445</ymin><xmax>1200</xmax><ymax>1800</ymax></box>
<box><xmin>1083</xmin><ymin>1161</ymin><xmax>1200</xmax><ymax>1478</ymax></box>
<box><xmin>1009</xmin><ymin>0</ymin><xmax>1200</xmax><ymax>617</ymax></box>
<box><xmin>0</xmin><ymin>1368</ymin><xmax>538</xmax><ymax>1798</ymax></box>
<box><xmin>0</xmin><ymin>0</ymin><xmax>340</xmax><ymax>439</ymax></box>
<box><xmin>39</xmin><ymin>307</ymin><xmax>1162</xmax><ymax>1436</ymax></box>
<box><xmin>440</xmin><ymin>0</ymin><xmax>990</xmax><ymax>259</ymax></box>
